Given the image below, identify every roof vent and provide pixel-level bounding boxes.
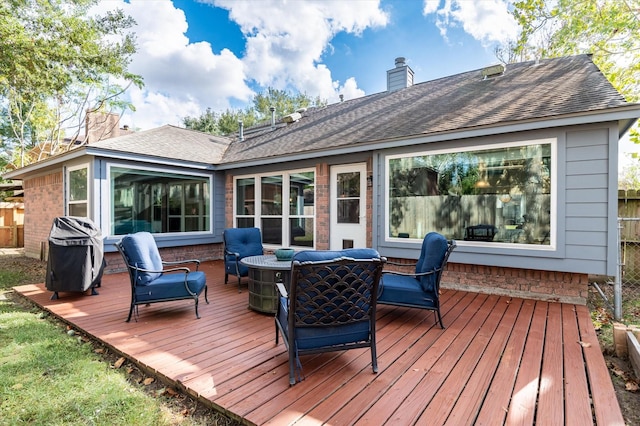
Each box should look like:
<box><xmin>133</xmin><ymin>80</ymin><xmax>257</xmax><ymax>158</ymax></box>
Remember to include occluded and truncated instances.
<box><xmin>481</xmin><ymin>64</ymin><xmax>505</xmax><ymax>79</ymax></box>
<box><xmin>238</xmin><ymin>120</ymin><xmax>244</xmax><ymax>141</ymax></box>
<box><xmin>282</xmin><ymin>112</ymin><xmax>302</xmax><ymax>123</ymax></box>
<box><xmin>270</xmin><ymin>106</ymin><xmax>276</xmax><ymax>130</ymax></box>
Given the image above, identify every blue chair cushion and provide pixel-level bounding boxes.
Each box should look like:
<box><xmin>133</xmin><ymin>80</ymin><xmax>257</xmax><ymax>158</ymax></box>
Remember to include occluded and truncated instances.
<box><xmin>293</xmin><ymin>248</ymin><xmax>380</xmax><ymax>263</ymax></box>
<box><xmin>224</xmin><ymin>228</ymin><xmax>263</xmax><ymax>258</ymax></box>
<box><xmin>134</xmin><ymin>271</ymin><xmax>206</xmax><ymax>303</ymax></box>
<box><xmin>120</xmin><ymin>232</ymin><xmax>163</xmax><ymax>285</ymax></box>
<box><xmin>379</xmin><ymin>273</ymin><xmax>437</xmax><ymax>309</ymax></box>
<box><xmin>416</xmin><ymin>232</ymin><xmax>448</xmax><ymax>292</ymax></box>
<box><xmin>224</xmin><ymin>228</ymin><xmax>263</xmax><ymax>276</ymax></box>
<box><xmin>277</xmin><ymin>294</ymin><xmax>371</xmax><ymax>350</ymax></box>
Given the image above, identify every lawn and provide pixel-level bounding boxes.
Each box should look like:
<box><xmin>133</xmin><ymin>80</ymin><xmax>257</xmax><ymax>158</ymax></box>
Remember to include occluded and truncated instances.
<box><xmin>0</xmin><ymin>254</ymin><xmax>241</xmax><ymax>426</ymax></box>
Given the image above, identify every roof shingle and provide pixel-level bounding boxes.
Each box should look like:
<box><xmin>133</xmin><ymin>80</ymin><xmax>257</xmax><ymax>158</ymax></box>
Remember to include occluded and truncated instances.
<box><xmin>221</xmin><ymin>55</ymin><xmax>629</xmax><ymax>164</ymax></box>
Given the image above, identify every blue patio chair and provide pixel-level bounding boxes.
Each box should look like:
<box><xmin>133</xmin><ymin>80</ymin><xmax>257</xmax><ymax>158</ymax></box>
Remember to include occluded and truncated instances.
<box><xmin>378</xmin><ymin>232</ymin><xmax>456</xmax><ymax>328</ymax></box>
<box><xmin>223</xmin><ymin>227</ymin><xmax>264</xmax><ymax>292</ymax></box>
<box><xmin>275</xmin><ymin>248</ymin><xmax>385</xmax><ymax>385</ymax></box>
<box><xmin>115</xmin><ymin>232</ymin><xmax>208</xmax><ymax>322</ymax></box>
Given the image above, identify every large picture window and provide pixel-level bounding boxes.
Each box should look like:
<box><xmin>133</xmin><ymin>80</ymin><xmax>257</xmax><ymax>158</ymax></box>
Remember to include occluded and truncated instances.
<box><xmin>387</xmin><ymin>141</ymin><xmax>553</xmax><ymax>245</ymax></box>
<box><xmin>235</xmin><ymin>170</ymin><xmax>315</xmax><ymax>248</ymax></box>
<box><xmin>110</xmin><ymin>167</ymin><xmax>210</xmax><ymax>235</ymax></box>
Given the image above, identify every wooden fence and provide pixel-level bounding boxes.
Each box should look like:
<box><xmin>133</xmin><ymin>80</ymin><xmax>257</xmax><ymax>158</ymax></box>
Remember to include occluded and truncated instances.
<box><xmin>0</xmin><ymin>202</ymin><xmax>24</xmax><ymax>248</ymax></box>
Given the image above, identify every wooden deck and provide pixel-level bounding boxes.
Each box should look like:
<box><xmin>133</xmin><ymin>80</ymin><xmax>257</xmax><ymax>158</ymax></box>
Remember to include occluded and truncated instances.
<box><xmin>14</xmin><ymin>260</ymin><xmax>624</xmax><ymax>425</ymax></box>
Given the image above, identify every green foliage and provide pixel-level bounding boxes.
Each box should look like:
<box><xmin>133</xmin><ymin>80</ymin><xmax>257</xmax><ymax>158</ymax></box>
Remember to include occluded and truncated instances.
<box><xmin>0</xmin><ymin>0</ymin><xmax>143</xmax><ymax>169</ymax></box>
<box><xmin>508</xmin><ymin>0</ymin><xmax>640</xmax><ymax>140</ymax></box>
<box><xmin>183</xmin><ymin>87</ymin><xmax>327</xmax><ymax>136</ymax></box>
<box><xmin>619</xmin><ymin>161</ymin><xmax>640</xmax><ymax>191</ymax></box>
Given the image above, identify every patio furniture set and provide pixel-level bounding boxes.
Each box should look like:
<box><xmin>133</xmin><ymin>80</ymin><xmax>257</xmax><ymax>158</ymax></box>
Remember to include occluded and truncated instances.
<box><xmin>113</xmin><ymin>227</ymin><xmax>456</xmax><ymax>385</ymax></box>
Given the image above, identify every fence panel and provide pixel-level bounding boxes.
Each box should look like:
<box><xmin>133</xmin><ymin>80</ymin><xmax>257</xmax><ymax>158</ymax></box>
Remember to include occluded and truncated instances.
<box><xmin>619</xmin><ymin>217</ymin><xmax>640</xmax><ymax>321</ymax></box>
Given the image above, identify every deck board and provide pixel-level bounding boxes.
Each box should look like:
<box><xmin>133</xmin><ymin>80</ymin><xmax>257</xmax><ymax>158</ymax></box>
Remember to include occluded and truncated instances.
<box><xmin>13</xmin><ymin>260</ymin><xmax>625</xmax><ymax>425</ymax></box>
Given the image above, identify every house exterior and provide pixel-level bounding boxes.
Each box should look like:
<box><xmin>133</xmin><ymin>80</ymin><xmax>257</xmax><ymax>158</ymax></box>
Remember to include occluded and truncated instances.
<box><xmin>5</xmin><ymin>54</ymin><xmax>640</xmax><ymax>304</ymax></box>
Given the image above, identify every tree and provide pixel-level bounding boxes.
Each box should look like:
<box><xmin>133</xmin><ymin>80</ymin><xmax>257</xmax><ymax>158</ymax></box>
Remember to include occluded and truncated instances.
<box><xmin>183</xmin><ymin>87</ymin><xmax>326</xmax><ymax>136</ymax></box>
<box><xmin>0</xmin><ymin>0</ymin><xmax>143</xmax><ymax>170</ymax></box>
<box><xmin>506</xmin><ymin>0</ymin><xmax>639</xmax><ymax>142</ymax></box>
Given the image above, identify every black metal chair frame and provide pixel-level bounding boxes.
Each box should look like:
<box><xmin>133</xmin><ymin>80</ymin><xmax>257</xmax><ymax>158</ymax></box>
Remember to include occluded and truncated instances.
<box><xmin>115</xmin><ymin>241</ymin><xmax>209</xmax><ymax>322</ymax></box>
<box><xmin>379</xmin><ymin>239</ymin><xmax>456</xmax><ymax>328</ymax></box>
<box><xmin>275</xmin><ymin>254</ymin><xmax>385</xmax><ymax>385</ymax></box>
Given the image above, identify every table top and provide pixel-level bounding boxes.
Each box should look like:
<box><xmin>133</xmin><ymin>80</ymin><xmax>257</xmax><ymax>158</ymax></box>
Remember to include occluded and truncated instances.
<box><xmin>241</xmin><ymin>254</ymin><xmax>292</xmax><ymax>270</ymax></box>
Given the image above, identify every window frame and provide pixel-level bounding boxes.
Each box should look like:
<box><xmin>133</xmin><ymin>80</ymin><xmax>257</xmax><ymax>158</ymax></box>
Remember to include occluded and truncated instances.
<box><xmin>233</xmin><ymin>168</ymin><xmax>316</xmax><ymax>249</ymax></box>
<box><xmin>106</xmin><ymin>163</ymin><xmax>213</xmax><ymax>237</ymax></box>
<box><xmin>65</xmin><ymin>163</ymin><xmax>90</xmax><ymax>217</ymax></box>
<box><xmin>384</xmin><ymin>138</ymin><xmax>557</xmax><ymax>250</ymax></box>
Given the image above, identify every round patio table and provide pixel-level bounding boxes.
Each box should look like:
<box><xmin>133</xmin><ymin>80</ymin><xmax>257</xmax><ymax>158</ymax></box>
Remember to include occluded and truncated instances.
<box><xmin>240</xmin><ymin>255</ymin><xmax>292</xmax><ymax>314</ymax></box>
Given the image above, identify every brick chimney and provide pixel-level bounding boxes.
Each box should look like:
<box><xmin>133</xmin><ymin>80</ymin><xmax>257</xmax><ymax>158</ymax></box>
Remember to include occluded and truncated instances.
<box><xmin>387</xmin><ymin>57</ymin><xmax>414</xmax><ymax>92</ymax></box>
<box><xmin>85</xmin><ymin>111</ymin><xmax>121</xmax><ymax>144</ymax></box>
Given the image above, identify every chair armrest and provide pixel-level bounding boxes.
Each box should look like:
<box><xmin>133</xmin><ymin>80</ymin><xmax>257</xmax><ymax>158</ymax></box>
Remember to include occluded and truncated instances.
<box><xmin>382</xmin><ymin>268</ymin><xmax>439</xmax><ymax>278</ymax></box>
<box><xmin>382</xmin><ymin>270</ymin><xmax>417</xmax><ymax>278</ymax></box>
<box><xmin>224</xmin><ymin>249</ymin><xmax>241</xmax><ymax>259</ymax></box>
<box><xmin>163</xmin><ymin>259</ymin><xmax>201</xmax><ymax>271</ymax></box>
<box><xmin>129</xmin><ymin>264</ymin><xmax>190</xmax><ymax>275</ymax></box>
<box><xmin>161</xmin><ymin>266</ymin><xmax>191</xmax><ymax>274</ymax></box>
<box><xmin>385</xmin><ymin>260</ymin><xmax>417</xmax><ymax>267</ymax></box>
<box><xmin>276</xmin><ymin>282</ymin><xmax>288</xmax><ymax>298</ymax></box>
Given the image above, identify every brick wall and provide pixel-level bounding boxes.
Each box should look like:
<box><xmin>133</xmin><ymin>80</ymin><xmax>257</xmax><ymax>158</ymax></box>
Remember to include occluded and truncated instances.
<box><xmin>105</xmin><ymin>243</ymin><xmax>223</xmax><ymax>274</ymax></box>
<box><xmin>23</xmin><ymin>172</ymin><xmax>64</xmax><ymax>259</ymax></box>
<box><xmin>444</xmin><ymin>263</ymin><xmax>588</xmax><ymax>304</ymax></box>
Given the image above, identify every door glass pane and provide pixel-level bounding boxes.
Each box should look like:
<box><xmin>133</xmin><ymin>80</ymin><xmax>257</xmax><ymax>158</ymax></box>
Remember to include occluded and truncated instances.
<box><xmin>337</xmin><ymin>172</ymin><xmax>360</xmax><ymax>197</ymax></box>
<box><xmin>338</xmin><ymin>199</ymin><xmax>360</xmax><ymax>223</ymax></box>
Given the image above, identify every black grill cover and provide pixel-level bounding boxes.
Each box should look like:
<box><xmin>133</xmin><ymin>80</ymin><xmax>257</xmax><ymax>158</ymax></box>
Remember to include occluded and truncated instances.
<box><xmin>45</xmin><ymin>216</ymin><xmax>105</xmax><ymax>294</ymax></box>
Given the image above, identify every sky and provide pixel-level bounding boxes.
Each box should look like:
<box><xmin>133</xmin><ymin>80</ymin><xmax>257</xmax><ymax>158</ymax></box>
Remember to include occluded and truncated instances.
<box><xmin>91</xmin><ymin>0</ymin><xmax>638</xmax><ymax>164</ymax></box>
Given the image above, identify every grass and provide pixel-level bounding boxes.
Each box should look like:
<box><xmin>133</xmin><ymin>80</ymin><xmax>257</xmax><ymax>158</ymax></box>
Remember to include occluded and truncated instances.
<box><xmin>0</xmin><ymin>256</ymin><xmax>240</xmax><ymax>426</ymax></box>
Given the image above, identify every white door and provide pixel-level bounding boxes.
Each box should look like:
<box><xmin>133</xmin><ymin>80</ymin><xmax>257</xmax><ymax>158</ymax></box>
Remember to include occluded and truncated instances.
<box><xmin>330</xmin><ymin>163</ymin><xmax>367</xmax><ymax>249</ymax></box>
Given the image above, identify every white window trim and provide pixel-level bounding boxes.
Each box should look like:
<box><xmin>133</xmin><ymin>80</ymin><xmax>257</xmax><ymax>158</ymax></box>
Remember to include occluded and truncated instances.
<box><xmin>384</xmin><ymin>138</ymin><xmax>557</xmax><ymax>250</ymax></box>
<box><xmin>66</xmin><ymin>163</ymin><xmax>90</xmax><ymax>217</ymax></box>
<box><xmin>233</xmin><ymin>168</ymin><xmax>316</xmax><ymax>249</ymax></box>
<box><xmin>106</xmin><ymin>162</ymin><xmax>213</xmax><ymax>237</ymax></box>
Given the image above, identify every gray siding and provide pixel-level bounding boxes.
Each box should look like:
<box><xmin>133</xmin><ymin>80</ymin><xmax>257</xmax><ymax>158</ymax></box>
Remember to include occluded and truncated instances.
<box><xmin>212</xmin><ymin>171</ymin><xmax>226</xmax><ymax>240</ymax></box>
<box><xmin>374</xmin><ymin>124</ymin><xmax>618</xmax><ymax>275</ymax></box>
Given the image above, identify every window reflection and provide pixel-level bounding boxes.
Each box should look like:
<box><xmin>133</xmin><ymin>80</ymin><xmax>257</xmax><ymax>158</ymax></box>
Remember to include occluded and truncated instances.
<box><xmin>388</xmin><ymin>143</ymin><xmax>552</xmax><ymax>245</ymax></box>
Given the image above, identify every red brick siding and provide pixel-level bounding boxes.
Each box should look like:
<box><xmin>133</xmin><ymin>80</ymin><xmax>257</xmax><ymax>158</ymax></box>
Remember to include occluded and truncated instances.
<box><xmin>23</xmin><ymin>172</ymin><xmax>64</xmax><ymax>259</ymax></box>
<box><xmin>105</xmin><ymin>243</ymin><xmax>223</xmax><ymax>274</ymax></box>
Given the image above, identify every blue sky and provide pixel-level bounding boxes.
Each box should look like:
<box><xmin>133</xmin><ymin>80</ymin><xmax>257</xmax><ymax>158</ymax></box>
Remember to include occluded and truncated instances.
<box><xmin>91</xmin><ymin>0</ymin><xmax>638</xmax><ymax>167</ymax></box>
<box><xmin>94</xmin><ymin>0</ymin><xmax>518</xmax><ymax>130</ymax></box>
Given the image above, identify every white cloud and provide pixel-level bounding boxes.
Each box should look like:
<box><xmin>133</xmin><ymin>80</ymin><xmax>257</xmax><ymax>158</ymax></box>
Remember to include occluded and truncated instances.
<box><xmin>212</xmin><ymin>0</ymin><xmax>388</xmax><ymax>102</ymax></box>
<box><xmin>91</xmin><ymin>0</ymin><xmax>388</xmax><ymax>129</ymax></box>
<box><xmin>423</xmin><ymin>0</ymin><xmax>441</xmax><ymax>15</ymax></box>
<box><xmin>93</xmin><ymin>0</ymin><xmax>253</xmax><ymax>130</ymax></box>
<box><xmin>424</xmin><ymin>0</ymin><xmax>517</xmax><ymax>46</ymax></box>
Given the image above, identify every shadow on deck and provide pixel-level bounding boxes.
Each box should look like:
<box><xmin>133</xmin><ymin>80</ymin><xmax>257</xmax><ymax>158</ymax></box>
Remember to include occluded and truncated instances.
<box><xmin>13</xmin><ymin>260</ymin><xmax>624</xmax><ymax>425</ymax></box>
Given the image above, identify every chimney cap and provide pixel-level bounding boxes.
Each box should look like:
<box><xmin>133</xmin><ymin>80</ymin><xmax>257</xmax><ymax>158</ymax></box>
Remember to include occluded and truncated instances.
<box><xmin>395</xmin><ymin>57</ymin><xmax>406</xmax><ymax>67</ymax></box>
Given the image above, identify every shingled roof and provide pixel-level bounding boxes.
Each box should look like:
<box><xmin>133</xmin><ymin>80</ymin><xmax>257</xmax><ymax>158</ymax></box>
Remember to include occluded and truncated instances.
<box><xmin>221</xmin><ymin>54</ymin><xmax>631</xmax><ymax>165</ymax></box>
<box><xmin>90</xmin><ymin>124</ymin><xmax>230</xmax><ymax>164</ymax></box>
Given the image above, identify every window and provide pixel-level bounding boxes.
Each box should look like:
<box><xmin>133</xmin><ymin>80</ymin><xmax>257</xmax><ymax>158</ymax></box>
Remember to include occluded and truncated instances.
<box><xmin>110</xmin><ymin>166</ymin><xmax>210</xmax><ymax>235</ymax></box>
<box><xmin>234</xmin><ymin>170</ymin><xmax>315</xmax><ymax>248</ymax></box>
<box><xmin>387</xmin><ymin>141</ymin><xmax>553</xmax><ymax>245</ymax></box>
<box><xmin>67</xmin><ymin>165</ymin><xmax>88</xmax><ymax>217</ymax></box>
